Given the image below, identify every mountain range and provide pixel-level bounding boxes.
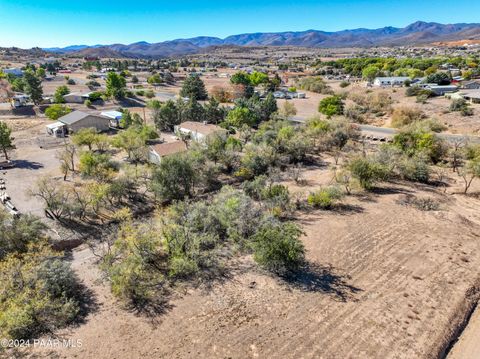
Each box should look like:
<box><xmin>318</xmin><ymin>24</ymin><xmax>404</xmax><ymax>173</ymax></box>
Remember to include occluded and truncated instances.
<box><xmin>44</xmin><ymin>21</ymin><xmax>480</xmax><ymax>58</ymax></box>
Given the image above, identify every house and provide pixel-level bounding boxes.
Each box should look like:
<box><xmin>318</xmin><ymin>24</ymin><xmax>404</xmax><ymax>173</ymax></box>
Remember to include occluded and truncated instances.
<box><xmin>460</xmin><ymin>90</ymin><xmax>480</xmax><ymax>104</ymax></box>
<box><xmin>426</xmin><ymin>85</ymin><xmax>458</xmax><ymax>96</ymax></box>
<box><xmin>10</xmin><ymin>94</ymin><xmax>29</xmax><ymax>108</ymax></box>
<box><xmin>174</xmin><ymin>121</ymin><xmax>227</xmax><ymax>143</ymax></box>
<box><xmin>462</xmin><ymin>80</ymin><xmax>480</xmax><ymax>90</ymax></box>
<box><xmin>101</xmin><ymin>111</ymin><xmax>123</xmax><ymax>128</ymax></box>
<box><xmin>63</xmin><ymin>92</ymin><xmax>93</xmax><ymax>104</ymax></box>
<box><xmin>58</xmin><ymin>111</ymin><xmax>110</xmax><ymax>133</ymax></box>
<box><xmin>148</xmin><ymin>141</ymin><xmax>188</xmax><ymax>164</ymax></box>
<box><xmin>46</xmin><ymin>121</ymin><xmax>67</xmax><ymax>137</ymax></box>
<box><xmin>373</xmin><ymin>77</ymin><xmax>410</xmax><ymax>87</ymax></box>
<box><xmin>3</xmin><ymin>68</ymin><xmax>23</xmax><ymax>77</ymax></box>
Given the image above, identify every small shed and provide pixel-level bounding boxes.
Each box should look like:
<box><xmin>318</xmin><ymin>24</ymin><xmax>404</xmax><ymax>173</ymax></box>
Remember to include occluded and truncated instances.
<box><xmin>46</xmin><ymin>121</ymin><xmax>67</xmax><ymax>137</ymax></box>
<box><xmin>101</xmin><ymin>111</ymin><xmax>123</xmax><ymax>128</ymax></box>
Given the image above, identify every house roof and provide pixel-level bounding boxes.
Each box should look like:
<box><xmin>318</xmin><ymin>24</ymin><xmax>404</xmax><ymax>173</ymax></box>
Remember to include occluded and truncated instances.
<box><xmin>46</xmin><ymin>121</ymin><xmax>66</xmax><ymax>130</ymax></box>
<box><xmin>101</xmin><ymin>111</ymin><xmax>123</xmax><ymax>120</ymax></box>
<box><xmin>460</xmin><ymin>89</ymin><xmax>480</xmax><ymax>99</ymax></box>
<box><xmin>64</xmin><ymin>92</ymin><xmax>92</xmax><ymax>98</ymax></box>
<box><xmin>150</xmin><ymin>141</ymin><xmax>188</xmax><ymax>157</ymax></box>
<box><xmin>177</xmin><ymin>121</ymin><xmax>224</xmax><ymax>136</ymax></box>
<box><xmin>57</xmin><ymin>110</ymin><xmax>103</xmax><ymax>125</ymax></box>
<box><xmin>374</xmin><ymin>77</ymin><xmax>409</xmax><ymax>82</ymax></box>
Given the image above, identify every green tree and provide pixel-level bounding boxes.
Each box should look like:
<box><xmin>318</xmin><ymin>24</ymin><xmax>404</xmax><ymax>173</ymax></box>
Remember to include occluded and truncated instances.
<box><xmin>45</xmin><ymin>104</ymin><xmax>71</xmax><ymax>120</ymax></box>
<box><xmin>425</xmin><ymin>72</ymin><xmax>451</xmax><ymax>85</ymax></box>
<box><xmin>204</xmin><ymin>98</ymin><xmax>227</xmax><ymax>124</ymax></box>
<box><xmin>23</xmin><ymin>70</ymin><xmax>43</xmax><ymax>105</ymax></box>
<box><xmin>318</xmin><ymin>96</ymin><xmax>344</xmax><ymax>118</ymax></box>
<box><xmin>249</xmin><ymin>71</ymin><xmax>269</xmax><ymax>86</ymax></box>
<box><xmin>53</xmin><ymin>85</ymin><xmax>70</xmax><ymax>103</ymax></box>
<box><xmin>147</xmin><ymin>73</ymin><xmax>163</xmax><ymax>85</ymax></box>
<box><xmin>180</xmin><ymin>75</ymin><xmax>208</xmax><ymax>100</ymax></box>
<box><xmin>105</xmin><ymin>72</ymin><xmax>127</xmax><ymax>99</ymax></box>
<box><xmin>150</xmin><ymin>100</ymin><xmax>181</xmax><ymax>131</ymax></box>
<box><xmin>151</xmin><ymin>154</ymin><xmax>196</xmax><ymax>202</ymax></box>
<box><xmin>251</xmin><ymin>221</ymin><xmax>305</xmax><ymax>273</ymax></box>
<box><xmin>224</xmin><ymin>107</ymin><xmax>257</xmax><ymax>129</ymax></box>
<box><xmin>71</xmin><ymin>128</ymin><xmax>98</xmax><ymax>151</ymax></box>
<box><xmin>0</xmin><ymin>121</ymin><xmax>14</xmax><ymax>160</ymax></box>
<box><xmin>347</xmin><ymin>157</ymin><xmax>388</xmax><ymax>190</ymax></box>
<box><xmin>79</xmin><ymin>152</ymin><xmax>117</xmax><ymax>181</ymax></box>
<box><xmin>35</xmin><ymin>67</ymin><xmax>46</xmax><ymax>79</ymax></box>
<box><xmin>362</xmin><ymin>65</ymin><xmax>381</xmax><ymax>81</ymax></box>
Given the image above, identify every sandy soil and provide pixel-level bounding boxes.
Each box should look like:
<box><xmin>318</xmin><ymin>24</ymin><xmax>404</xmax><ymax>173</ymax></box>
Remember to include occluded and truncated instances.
<box><xmin>448</xmin><ymin>305</ymin><xmax>480</xmax><ymax>359</ymax></box>
<box><xmin>14</xmin><ymin>167</ymin><xmax>480</xmax><ymax>359</ymax></box>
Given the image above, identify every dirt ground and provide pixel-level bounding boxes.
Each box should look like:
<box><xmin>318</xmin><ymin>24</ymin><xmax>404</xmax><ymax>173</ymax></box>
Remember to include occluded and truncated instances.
<box><xmin>10</xmin><ymin>163</ymin><xmax>480</xmax><ymax>359</ymax></box>
<box><xmin>1</xmin><ymin>120</ymin><xmax>62</xmax><ymax>217</ymax></box>
<box><xmin>448</xmin><ymin>305</ymin><xmax>480</xmax><ymax>359</ymax></box>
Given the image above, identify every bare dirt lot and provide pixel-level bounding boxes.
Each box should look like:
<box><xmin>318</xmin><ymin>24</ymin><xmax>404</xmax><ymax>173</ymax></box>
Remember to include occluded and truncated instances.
<box><xmin>13</xmin><ymin>164</ymin><xmax>480</xmax><ymax>359</ymax></box>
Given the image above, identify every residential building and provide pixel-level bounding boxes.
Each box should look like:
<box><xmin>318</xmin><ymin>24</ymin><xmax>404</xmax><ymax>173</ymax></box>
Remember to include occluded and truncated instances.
<box><xmin>174</xmin><ymin>121</ymin><xmax>226</xmax><ymax>143</ymax></box>
<box><xmin>148</xmin><ymin>141</ymin><xmax>188</xmax><ymax>164</ymax></box>
<box><xmin>426</xmin><ymin>84</ymin><xmax>458</xmax><ymax>96</ymax></box>
<box><xmin>63</xmin><ymin>92</ymin><xmax>93</xmax><ymax>104</ymax></box>
<box><xmin>58</xmin><ymin>111</ymin><xmax>110</xmax><ymax>133</ymax></box>
<box><xmin>373</xmin><ymin>77</ymin><xmax>410</xmax><ymax>87</ymax></box>
<box><xmin>460</xmin><ymin>89</ymin><xmax>480</xmax><ymax>104</ymax></box>
<box><xmin>462</xmin><ymin>80</ymin><xmax>480</xmax><ymax>90</ymax></box>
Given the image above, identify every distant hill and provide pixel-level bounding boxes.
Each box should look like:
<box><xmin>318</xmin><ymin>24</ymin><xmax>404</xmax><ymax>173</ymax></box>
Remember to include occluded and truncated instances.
<box><xmin>43</xmin><ymin>21</ymin><xmax>480</xmax><ymax>58</ymax></box>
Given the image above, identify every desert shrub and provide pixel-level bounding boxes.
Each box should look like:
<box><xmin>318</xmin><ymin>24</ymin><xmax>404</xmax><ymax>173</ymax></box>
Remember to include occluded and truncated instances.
<box><xmin>251</xmin><ymin>220</ymin><xmax>305</xmax><ymax>273</ymax></box>
<box><xmin>339</xmin><ymin>81</ymin><xmax>350</xmax><ymax>88</ymax></box>
<box><xmin>347</xmin><ymin>157</ymin><xmax>390</xmax><ymax>190</ymax></box>
<box><xmin>344</xmin><ymin>104</ymin><xmax>367</xmax><ymax>123</ymax></box>
<box><xmin>0</xmin><ymin>238</ymin><xmax>81</xmax><ymax>340</ymax></box>
<box><xmin>296</xmin><ymin>76</ymin><xmax>333</xmax><ymax>94</ymax></box>
<box><xmin>399</xmin><ymin>195</ymin><xmax>440</xmax><ymax>211</ymax></box>
<box><xmin>412</xmin><ymin>118</ymin><xmax>446</xmax><ymax>133</ymax></box>
<box><xmin>210</xmin><ymin>85</ymin><xmax>232</xmax><ymax>103</ymax></box>
<box><xmin>349</xmin><ymin>91</ymin><xmax>392</xmax><ymax>116</ymax></box>
<box><xmin>307</xmin><ymin>186</ymin><xmax>343</xmax><ymax>209</ymax></box>
<box><xmin>84</xmin><ymin>99</ymin><xmax>92</xmax><ymax>107</ymax></box>
<box><xmin>391</xmin><ymin>107</ymin><xmax>425</xmax><ymax>128</ymax></box>
<box><xmin>450</xmin><ymin>98</ymin><xmax>467</xmax><ymax>111</ymax></box>
<box><xmin>392</xmin><ymin>129</ymin><xmax>447</xmax><ymax>163</ymax></box>
<box><xmin>151</xmin><ymin>154</ymin><xmax>197</xmax><ymax>202</ymax></box>
<box><xmin>397</xmin><ymin>155</ymin><xmax>431</xmax><ymax>183</ymax></box>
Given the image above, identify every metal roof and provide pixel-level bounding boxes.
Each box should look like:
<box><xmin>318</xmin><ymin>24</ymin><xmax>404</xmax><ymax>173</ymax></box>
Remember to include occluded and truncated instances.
<box><xmin>58</xmin><ymin>111</ymin><xmax>90</xmax><ymax>125</ymax></box>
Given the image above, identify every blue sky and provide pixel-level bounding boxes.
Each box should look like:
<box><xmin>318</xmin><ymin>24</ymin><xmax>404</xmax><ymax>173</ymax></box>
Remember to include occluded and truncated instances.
<box><xmin>1</xmin><ymin>0</ymin><xmax>479</xmax><ymax>48</ymax></box>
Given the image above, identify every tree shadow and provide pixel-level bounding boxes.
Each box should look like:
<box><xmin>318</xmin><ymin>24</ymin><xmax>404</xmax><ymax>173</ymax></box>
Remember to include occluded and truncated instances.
<box><xmin>369</xmin><ymin>186</ymin><xmax>413</xmax><ymax>196</ymax></box>
<box><xmin>331</xmin><ymin>203</ymin><xmax>364</xmax><ymax>215</ymax></box>
<box><xmin>12</xmin><ymin>159</ymin><xmax>44</xmax><ymax>170</ymax></box>
<box><xmin>278</xmin><ymin>263</ymin><xmax>362</xmax><ymax>302</ymax></box>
